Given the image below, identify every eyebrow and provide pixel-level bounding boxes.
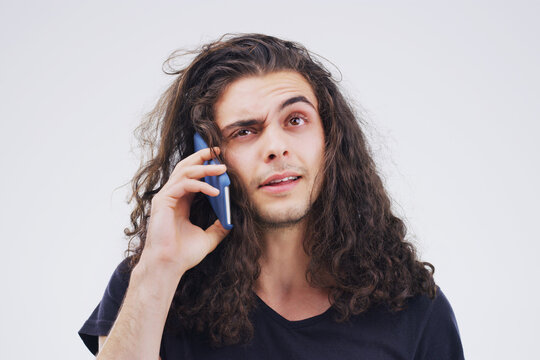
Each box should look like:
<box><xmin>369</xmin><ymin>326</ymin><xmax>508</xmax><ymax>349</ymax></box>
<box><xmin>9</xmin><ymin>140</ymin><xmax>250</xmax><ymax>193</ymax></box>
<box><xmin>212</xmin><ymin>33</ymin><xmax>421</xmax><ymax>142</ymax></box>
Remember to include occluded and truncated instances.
<box><xmin>279</xmin><ymin>95</ymin><xmax>315</xmax><ymax>111</ymax></box>
<box><xmin>221</xmin><ymin>95</ymin><xmax>316</xmax><ymax>135</ymax></box>
<box><xmin>222</xmin><ymin>119</ymin><xmax>264</xmax><ymax>135</ymax></box>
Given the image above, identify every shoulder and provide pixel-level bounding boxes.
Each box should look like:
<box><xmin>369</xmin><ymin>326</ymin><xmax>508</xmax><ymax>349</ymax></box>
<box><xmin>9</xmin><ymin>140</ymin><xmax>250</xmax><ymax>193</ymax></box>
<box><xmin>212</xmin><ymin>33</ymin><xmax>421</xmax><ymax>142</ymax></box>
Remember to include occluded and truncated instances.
<box><xmin>346</xmin><ymin>287</ymin><xmax>458</xmax><ymax>335</ymax></box>
<box><xmin>405</xmin><ymin>287</ymin><xmax>465</xmax><ymax>360</ymax></box>
<box><xmin>103</xmin><ymin>256</ymin><xmax>134</xmax><ymax>306</ymax></box>
<box><xmin>78</xmin><ymin>256</ymin><xmax>137</xmax><ymax>355</ymax></box>
<box><xmin>111</xmin><ymin>256</ymin><xmax>133</xmax><ymax>281</ymax></box>
<box><xmin>394</xmin><ymin>286</ymin><xmax>460</xmax><ymax>338</ymax></box>
<box><xmin>406</xmin><ymin>286</ymin><xmax>456</xmax><ymax>321</ymax></box>
<box><xmin>331</xmin><ymin>287</ymin><xmax>463</xmax><ymax>359</ymax></box>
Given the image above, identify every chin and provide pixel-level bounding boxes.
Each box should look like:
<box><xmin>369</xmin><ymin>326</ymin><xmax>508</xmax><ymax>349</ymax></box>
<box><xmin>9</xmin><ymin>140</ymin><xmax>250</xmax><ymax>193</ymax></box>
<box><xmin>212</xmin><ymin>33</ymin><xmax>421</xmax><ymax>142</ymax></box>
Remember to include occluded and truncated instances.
<box><xmin>254</xmin><ymin>206</ymin><xmax>309</xmax><ymax>228</ymax></box>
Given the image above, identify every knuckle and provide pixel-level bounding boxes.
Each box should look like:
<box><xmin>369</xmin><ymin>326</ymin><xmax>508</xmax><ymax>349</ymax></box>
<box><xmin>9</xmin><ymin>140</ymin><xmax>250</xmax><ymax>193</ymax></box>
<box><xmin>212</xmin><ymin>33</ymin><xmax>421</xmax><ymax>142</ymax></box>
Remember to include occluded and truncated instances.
<box><xmin>177</xmin><ymin>167</ymin><xmax>187</xmax><ymax>179</ymax></box>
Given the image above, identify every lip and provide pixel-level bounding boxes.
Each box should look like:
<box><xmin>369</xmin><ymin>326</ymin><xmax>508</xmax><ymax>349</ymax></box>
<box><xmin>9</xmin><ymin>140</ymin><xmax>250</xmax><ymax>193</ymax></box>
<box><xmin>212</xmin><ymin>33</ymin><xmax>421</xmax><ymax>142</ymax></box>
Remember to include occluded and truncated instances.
<box><xmin>260</xmin><ymin>172</ymin><xmax>302</xmax><ymax>187</ymax></box>
<box><xmin>259</xmin><ymin>172</ymin><xmax>302</xmax><ymax>195</ymax></box>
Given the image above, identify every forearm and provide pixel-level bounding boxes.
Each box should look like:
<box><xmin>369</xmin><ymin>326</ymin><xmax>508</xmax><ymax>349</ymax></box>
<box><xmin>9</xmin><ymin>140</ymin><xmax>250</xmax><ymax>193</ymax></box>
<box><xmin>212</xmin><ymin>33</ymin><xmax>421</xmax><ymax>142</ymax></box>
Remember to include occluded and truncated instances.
<box><xmin>97</xmin><ymin>260</ymin><xmax>183</xmax><ymax>360</ymax></box>
<box><xmin>95</xmin><ymin>148</ymin><xmax>229</xmax><ymax>359</ymax></box>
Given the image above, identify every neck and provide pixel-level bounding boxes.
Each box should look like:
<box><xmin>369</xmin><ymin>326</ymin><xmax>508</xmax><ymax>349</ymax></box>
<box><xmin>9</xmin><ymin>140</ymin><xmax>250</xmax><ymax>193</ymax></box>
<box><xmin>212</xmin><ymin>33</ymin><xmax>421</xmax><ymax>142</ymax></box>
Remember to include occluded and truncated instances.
<box><xmin>254</xmin><ymin>221</ymin><xmax>314</xmax><ymax>300</ymax></box>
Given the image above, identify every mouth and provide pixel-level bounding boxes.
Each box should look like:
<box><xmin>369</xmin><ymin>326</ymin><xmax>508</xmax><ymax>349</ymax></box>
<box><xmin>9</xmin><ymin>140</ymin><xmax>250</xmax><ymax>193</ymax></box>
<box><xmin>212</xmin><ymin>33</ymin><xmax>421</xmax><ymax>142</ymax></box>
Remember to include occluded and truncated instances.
<box><xmin>258</xmin><ymin>171</ymin><xmax>303</xmax><ymax>193</ymax></box>
<box><xmin>259</xmin><ymin>175</ymin><xmax>301</xmax><ymax>188</ymax></box>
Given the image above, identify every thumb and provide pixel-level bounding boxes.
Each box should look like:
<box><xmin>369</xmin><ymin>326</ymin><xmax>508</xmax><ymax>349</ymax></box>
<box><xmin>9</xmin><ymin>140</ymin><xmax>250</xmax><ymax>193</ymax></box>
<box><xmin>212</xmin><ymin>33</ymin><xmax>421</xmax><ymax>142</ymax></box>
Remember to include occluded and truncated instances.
<box><xmin>204</xmin><ymin>219</ymin><xmax>231</xmax><ymax>251</ymax></box>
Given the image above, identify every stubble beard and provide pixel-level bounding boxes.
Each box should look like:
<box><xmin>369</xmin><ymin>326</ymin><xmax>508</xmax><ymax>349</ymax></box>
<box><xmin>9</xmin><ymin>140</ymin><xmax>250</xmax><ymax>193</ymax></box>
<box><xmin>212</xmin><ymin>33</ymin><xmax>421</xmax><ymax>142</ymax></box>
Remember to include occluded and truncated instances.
<box><xmin>253</xmin><ymin>202</ymin><xmax>311</xmax><ymax>229</ymax></box>
<box><xmin>251</xmin><ymin>180</ymin><xmax>321</xmax><ymax>230</ymax></box>
<box><xmin>246</xmin><ymin>168</ymin><xmax>324</xmax><ymax>229</ymax></box>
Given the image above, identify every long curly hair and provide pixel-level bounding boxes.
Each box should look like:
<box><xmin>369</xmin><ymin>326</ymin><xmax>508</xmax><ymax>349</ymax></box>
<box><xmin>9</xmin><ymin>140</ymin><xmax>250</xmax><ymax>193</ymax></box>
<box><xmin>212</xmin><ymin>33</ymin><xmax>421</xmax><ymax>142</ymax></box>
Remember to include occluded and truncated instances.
<box><xmin>124</xmin><ymin>33</ymin><xmax>436</xmax><ymax>347</ymax></box>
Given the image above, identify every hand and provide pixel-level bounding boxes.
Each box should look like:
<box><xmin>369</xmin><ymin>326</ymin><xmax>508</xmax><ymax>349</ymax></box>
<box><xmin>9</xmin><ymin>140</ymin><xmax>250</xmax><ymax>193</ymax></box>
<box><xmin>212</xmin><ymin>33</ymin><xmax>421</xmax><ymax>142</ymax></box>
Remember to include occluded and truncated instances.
<box><xmin>139</xmin><ymin>147</ymin><xmax>231</xmax><ymax>276</ymax></box>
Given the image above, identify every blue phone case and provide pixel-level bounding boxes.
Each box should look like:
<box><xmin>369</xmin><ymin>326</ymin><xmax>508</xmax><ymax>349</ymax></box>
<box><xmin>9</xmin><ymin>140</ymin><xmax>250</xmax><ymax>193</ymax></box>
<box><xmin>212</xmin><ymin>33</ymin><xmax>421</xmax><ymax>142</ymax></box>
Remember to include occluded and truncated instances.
<box><xmin>193</xmin><ymin>133</ymin><xmax>233</xmax><ymax>230</ymax></box>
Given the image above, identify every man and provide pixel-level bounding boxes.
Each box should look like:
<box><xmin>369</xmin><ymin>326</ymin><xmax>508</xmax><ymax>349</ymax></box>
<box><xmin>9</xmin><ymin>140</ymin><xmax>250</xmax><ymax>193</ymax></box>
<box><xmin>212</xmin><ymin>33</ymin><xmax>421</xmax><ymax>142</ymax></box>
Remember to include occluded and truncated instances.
<box><xmin>79</xmin><ymin>34</ymin><xmax>464</xmax><ymax>359</ymax></box>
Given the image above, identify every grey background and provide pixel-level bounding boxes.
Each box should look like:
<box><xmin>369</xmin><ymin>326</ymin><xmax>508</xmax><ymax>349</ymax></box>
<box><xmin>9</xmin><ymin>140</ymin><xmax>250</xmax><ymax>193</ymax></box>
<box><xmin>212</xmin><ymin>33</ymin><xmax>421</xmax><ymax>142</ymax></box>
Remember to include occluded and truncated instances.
<box><xmin>1</xmin><ymin>1</ymin><xmax>538</xmax><ymax>359</ymax></box>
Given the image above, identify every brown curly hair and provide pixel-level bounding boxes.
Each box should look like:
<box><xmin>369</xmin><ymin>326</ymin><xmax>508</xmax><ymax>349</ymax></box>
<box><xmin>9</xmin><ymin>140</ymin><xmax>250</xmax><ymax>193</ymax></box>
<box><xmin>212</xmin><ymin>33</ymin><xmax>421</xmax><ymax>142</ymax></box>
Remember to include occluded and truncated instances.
<box><xmin>124</xmin><ymin>33</ymin><xmax>436</xmax><ymax>347</ymax></box>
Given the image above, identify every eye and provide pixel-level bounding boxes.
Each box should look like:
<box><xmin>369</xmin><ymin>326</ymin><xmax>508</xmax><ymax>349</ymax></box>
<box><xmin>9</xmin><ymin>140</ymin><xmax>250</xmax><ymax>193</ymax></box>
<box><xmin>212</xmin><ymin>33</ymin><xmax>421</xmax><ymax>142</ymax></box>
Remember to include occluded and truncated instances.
<box><xmin>231</xmin><ymin>128</ymin><xmax>254</xmax><ymax>138</ymax></box>
<box><xmin>288</xmin><ymin>114</ymin><xmax>306</xmax><ymax>126</ymax></box>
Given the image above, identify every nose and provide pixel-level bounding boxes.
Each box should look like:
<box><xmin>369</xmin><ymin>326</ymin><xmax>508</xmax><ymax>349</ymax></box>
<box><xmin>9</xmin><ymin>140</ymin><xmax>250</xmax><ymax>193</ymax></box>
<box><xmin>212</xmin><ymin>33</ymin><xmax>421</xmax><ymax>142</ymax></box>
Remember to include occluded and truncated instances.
<box><xmin>261</xmin><ymin>123</ymin><xmax>289</xmax><ymax>163</ymax></box>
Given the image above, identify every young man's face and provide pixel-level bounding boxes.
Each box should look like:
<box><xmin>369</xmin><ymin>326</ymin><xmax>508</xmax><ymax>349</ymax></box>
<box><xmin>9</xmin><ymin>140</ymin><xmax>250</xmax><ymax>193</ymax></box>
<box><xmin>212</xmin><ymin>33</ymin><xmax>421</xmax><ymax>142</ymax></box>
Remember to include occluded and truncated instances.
<box><xmin>215</xmin><ymin>71</ymin><xmax>325</xmax><ymax>227</ymax></box>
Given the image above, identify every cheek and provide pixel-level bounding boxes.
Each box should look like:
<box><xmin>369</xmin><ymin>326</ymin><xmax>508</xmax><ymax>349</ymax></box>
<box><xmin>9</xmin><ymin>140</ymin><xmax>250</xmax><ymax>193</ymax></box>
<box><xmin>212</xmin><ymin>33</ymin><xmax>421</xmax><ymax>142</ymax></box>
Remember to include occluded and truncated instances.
<box><xmin>308</xmin><ymin>142</ymin><xmax>326</xmax><ymax>178</ymax></box>
<box><xmin>224</xmin><ymin>150</ymin><xmax>253</xmax><ymax>188</ymax></box>
<box><xmin>304</xmin><ymin>133</ymin><xmax>325</xmax><ymax>161</ymax></box>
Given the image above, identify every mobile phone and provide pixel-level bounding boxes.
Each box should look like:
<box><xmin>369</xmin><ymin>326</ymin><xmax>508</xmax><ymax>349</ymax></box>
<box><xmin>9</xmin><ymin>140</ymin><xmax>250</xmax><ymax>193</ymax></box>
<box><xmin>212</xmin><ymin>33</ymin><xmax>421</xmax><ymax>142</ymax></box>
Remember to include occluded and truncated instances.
<box><xmin>193</xmin><ymin>132</ymin><xmax>233</xmax><ymax>230</ymax></box>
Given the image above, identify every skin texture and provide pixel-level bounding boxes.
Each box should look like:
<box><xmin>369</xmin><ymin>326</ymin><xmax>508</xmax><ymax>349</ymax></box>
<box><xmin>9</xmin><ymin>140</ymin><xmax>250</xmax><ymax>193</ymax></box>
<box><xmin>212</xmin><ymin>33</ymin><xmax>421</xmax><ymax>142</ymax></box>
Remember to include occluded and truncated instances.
<box><xmin>215</xmin><ymin>71</ymin><xmax>331</xmax><ymax>320</ymax></box>
<box><xmin>215</xmin><ymin>71</ymin><xmax>325</xmax><ymax>228</ymax></box>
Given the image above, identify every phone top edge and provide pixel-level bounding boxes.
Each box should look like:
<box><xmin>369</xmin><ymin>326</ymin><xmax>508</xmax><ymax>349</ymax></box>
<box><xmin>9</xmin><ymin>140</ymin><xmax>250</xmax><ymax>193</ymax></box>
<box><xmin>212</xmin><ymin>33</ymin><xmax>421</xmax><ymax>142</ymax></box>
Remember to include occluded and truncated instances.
<box><xmin>193</xmin><ymin>132</ymin><xmax>207</xmax><ymax>152</ymax></box>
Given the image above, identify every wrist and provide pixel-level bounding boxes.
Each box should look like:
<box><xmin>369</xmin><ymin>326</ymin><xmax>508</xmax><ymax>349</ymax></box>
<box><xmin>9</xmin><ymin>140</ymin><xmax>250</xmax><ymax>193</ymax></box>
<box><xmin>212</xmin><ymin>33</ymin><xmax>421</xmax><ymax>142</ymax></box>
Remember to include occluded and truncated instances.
<box><xmin>133</xmin><ymin>254</ymin><xmax>186</xmax><ymax>288</ymax></box>
<box><xmin>139</xmin><ymin>247</ymin><xmax>190</xmax><ymax>273</ymax></box>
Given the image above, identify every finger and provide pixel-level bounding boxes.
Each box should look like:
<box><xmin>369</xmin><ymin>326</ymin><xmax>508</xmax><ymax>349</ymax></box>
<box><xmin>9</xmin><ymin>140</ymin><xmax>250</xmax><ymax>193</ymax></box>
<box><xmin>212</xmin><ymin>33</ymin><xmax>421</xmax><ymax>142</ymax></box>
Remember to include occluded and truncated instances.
<box><xmin>159</xmin><ymin>178</ymin><xmax>220</xmax><ymax>218</ymax></box>
<box><xmin>169</xmin><ymin>147</ymin><xmax>223</xmax><ymax>180</ymax></box>
<box><xmin>182</xmin><ymin>164</ymin><xmax>227</xmax><ymax>181</ymax></box>
<box><xmin>164</xmin><ymin>178</ymin><xmax>220</xmax><ymax>200</ymax></box>
<box><xmin>168</xmin><ymin>163</ymin><xmax>226</xmax><ymax>185</ymax></box>
<box><xmin>182</xmin><ymin>147</ymin><xmax>222</xmax><ymax>167</ymax></box>
<box><xmin>204</xmin><ymin>219</ymin><xmax>231</xmax><ymax>252</ymax></box>
<box><xmin>183</xmin><ymin>179</ymin><xmax>220</xmax><ymax>197</ymax></box>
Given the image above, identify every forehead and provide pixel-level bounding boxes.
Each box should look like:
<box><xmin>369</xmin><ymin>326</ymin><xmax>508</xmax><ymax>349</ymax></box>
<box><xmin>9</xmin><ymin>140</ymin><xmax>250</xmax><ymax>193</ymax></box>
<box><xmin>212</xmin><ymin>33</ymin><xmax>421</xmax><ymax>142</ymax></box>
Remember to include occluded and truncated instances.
<box><xmin>214</xmin><ymin>71</ymin><xmax>318</xmax><ymax>126</ymax></box>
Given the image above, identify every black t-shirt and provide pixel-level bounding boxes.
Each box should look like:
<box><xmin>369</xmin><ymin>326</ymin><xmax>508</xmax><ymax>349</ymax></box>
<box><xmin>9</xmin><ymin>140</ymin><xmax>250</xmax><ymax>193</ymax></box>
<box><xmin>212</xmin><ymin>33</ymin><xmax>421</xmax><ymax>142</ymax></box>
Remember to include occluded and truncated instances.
<box><xmin>79</xmin><ymin>258</ymin><xmax>465</xmax><ymax>359</ymax></box>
